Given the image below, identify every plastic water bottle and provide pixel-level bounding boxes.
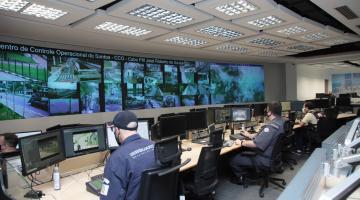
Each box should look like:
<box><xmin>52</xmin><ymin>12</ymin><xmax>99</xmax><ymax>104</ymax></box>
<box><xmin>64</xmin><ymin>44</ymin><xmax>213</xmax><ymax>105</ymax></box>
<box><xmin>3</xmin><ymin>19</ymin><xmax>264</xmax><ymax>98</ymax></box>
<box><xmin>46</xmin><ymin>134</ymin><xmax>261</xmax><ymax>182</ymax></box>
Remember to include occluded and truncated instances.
<box><xmin>242</xmin><ymin>124</ymin><xmax>245</xmax><ymax>131</ymax></box>
<box><xmin>53</xmin><ymin>166</ymin><xmax>61</xmax><ymax>190</ymax></box>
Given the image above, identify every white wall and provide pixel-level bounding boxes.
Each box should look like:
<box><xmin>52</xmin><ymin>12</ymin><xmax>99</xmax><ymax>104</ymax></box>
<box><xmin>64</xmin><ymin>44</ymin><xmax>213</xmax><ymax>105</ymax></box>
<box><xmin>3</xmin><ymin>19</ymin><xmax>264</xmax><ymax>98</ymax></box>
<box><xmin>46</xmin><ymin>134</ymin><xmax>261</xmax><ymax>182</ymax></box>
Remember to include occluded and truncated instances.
<box><xmin>286</xmin><ymin>64</ymin><xmax>360</xmax><ymax>101</ymax></box>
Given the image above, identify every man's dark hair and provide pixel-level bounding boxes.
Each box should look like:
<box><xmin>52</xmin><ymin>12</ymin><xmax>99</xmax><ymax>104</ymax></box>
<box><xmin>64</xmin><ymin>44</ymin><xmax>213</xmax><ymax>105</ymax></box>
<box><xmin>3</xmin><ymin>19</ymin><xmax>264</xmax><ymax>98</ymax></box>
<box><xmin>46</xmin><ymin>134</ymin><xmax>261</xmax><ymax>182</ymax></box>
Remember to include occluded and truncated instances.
<box><xmin>304</xmin><ymin>101</ymin><xmax>315</xmax><ymax>110</ymax></box>
<box><xmin>3</xmin><ymin>133</ymin><xmax>18</xmax><ymax>147</ymax></box>
<box><xmin>268</xmin><ymin>101</ymin><xmax>282</xmax><ymax>116</ymax></box>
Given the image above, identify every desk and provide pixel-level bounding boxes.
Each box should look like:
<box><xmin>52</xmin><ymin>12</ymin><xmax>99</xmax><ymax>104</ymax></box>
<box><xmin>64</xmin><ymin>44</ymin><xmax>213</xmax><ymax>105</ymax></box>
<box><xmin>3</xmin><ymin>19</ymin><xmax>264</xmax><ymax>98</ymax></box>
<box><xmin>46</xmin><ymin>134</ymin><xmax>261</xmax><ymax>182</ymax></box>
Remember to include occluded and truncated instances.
<box><xmin>292</xmin><ymin>113</ymin><xmax>357</xmax><ymax>129</ymax></box>
<box><xmin>30</xmin><ymin>131</ymin><xmax>243</xmax><ymax>199</ymax></box>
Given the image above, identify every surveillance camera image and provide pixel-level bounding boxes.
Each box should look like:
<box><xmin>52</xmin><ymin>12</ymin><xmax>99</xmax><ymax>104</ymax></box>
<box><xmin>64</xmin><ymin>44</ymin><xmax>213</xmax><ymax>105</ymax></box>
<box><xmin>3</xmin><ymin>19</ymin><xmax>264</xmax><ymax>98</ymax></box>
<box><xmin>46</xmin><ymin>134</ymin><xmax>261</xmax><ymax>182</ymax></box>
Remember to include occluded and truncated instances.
<box><xmin>38</xmin><ymin>136</ymin><xmax>60</xmax><ymax>160</ymax></box>
<box><xmin>73</xmin><ymin>131</ymin><xmax>99</xmax><ymax>152</ymax></box>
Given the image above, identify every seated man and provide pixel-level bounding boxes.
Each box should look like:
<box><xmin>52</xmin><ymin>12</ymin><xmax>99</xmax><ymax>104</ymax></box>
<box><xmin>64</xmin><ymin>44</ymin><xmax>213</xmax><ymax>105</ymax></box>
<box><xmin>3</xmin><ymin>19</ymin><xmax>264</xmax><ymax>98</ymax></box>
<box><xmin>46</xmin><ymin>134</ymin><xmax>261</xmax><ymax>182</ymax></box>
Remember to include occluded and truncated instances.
<box><xmin>294</xmin><ymin>101</ymin><xmax>321</xmax><ymax>153</ymax></box>
<box><xmin>100</xmin><ymin>111</ymin><xmax>158</xmax><ymax>200</ymax></box>
<box><xmin>229</xmin><ymin>102</ymin><xmax>284</xmax><ymax>184</ymax></box>
<box><xmin>0</xmin><ymin>133</ymin><xmax>18</xmax><ymax>153</ymax></box>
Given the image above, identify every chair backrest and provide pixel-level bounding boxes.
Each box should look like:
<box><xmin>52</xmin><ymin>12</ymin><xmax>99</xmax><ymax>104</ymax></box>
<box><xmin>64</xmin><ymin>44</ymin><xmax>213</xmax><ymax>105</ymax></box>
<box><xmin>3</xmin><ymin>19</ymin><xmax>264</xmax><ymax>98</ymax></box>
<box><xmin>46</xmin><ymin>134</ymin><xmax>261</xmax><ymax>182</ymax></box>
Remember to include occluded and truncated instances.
<box><xmin>138</xmin><ymin>167</ymin><xmax>179</xmax><ymax>200</ymax></box>
<box><xmin>193</xmin><ymin>146</ymin><xmax>221</xmax><ymax>196</ymax></box>
<box><xmin>283</xmin><ymin>120</ymin><xmax>294</xmax><ymax>136</ymax></box>
<box><xmin>209</xmin><ymin>128</ymin><xmax>224</xmax><ymax>148</ymax></box>
<box><xmin>269</xmin><ymin>134</ymin><xmax>284</xmax><ymax>171</ymax></box>
<box><xmin>154</xmin><ymin>136</ymin><xmax>181</xmax><ymax>167</ymax></box>
<box><xmin>0</xmin><ymin>158</ymin><xmax>13</xmax><ymax>200</ymax></box>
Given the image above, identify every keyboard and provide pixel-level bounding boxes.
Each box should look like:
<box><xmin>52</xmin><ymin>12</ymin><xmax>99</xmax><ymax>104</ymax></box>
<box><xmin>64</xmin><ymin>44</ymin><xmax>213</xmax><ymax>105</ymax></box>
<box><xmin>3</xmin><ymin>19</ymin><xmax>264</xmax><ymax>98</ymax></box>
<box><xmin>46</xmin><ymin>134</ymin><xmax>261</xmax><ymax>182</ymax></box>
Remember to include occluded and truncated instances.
<box><xmin>86</xmin><ymin>174</ymin><xmax>104</xmax><ymax>196</ymax></box>
<box><xmin>192</xmin><ymin>138</ymin><xmax>210</xmax><ymax>145</ymax></box>
<box><xmin>229</xmin><ymin>134</ymin><xmax>250</xmax><ymax>141</ymax></box>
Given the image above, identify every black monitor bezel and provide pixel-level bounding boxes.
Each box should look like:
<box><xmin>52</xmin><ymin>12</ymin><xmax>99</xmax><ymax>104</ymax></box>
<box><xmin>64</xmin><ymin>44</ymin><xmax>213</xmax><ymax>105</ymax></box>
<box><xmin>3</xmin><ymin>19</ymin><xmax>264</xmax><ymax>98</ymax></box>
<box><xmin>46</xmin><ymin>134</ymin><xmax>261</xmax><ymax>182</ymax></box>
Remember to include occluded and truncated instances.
<box><xmin>19</xmin><ymin>129</ymin><xmax>65</xmax><ymax>176</ymax></box>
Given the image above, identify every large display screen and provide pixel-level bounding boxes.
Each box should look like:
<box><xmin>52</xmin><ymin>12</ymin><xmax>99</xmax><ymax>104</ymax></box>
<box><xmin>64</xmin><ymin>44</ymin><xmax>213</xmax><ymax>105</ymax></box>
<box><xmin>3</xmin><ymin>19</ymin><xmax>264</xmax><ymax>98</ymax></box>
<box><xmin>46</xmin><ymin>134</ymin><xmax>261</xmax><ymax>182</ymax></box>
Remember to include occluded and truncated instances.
<box><xmin>0</xmin><ymin>42</ymin><xmax>265</xmax><ymax>121</ymax></box>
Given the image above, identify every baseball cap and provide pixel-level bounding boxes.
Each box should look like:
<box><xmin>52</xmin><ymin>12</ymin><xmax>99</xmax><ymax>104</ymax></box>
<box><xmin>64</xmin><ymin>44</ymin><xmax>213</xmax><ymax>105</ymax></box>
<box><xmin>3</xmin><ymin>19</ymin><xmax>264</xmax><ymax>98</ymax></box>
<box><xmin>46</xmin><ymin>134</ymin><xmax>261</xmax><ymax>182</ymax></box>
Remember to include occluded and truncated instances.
<box><xmin>112</xmin><ymin>111</ymin><xmax>138</xmax><ymax>131</ymax></box>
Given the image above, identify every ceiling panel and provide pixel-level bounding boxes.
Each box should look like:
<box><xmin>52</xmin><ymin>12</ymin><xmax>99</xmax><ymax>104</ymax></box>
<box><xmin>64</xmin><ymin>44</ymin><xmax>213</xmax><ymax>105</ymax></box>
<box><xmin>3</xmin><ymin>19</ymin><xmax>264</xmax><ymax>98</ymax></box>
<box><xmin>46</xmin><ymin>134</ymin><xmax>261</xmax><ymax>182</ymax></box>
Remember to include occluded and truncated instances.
<box><xmin>0</xmin><ymin>0</ymin><xmax>94</xmax><ymax>26</ymax></box>
<box><xmin>107</xmin><ymin>0</ymin><xmax>213</xmax><ymax>29</ymax></box>
<box><xmin>72</xmin><ymin>10</ymin><xmax>171</xmax><ymax>40</ymax></box>
<box><xmin>264</xmin><ymin>17</ymin><xmax>324</xmax><ymax>38</ymax></box>
<box><xmin>311</xmin><ymin>0</ymin><xmax>360</xmax><ymax>35</ymax></box>
<box><xmin>273</xmin><ymin>42</ymin><xmax>327</xmax><ymax>53</ymax></box>
<box><xmin>149</xmin><ymin>31</ymin><xmax>222</xmax><ymax>48</ymax></box>
<box><xmin>175</xmin><ymin>0</ymin><xmax>203</xmax><ymax>5</ymax></box>
<box><xmin>313</xmin><ymin>33</ymin><xmax>360</xmax><ymax>46</ymax></box>
<box><xmin>248</xmin><ymin>49</ymin><xmax>294</xmax><ymax>57</ymax></box>
<box><xmin>203</xmin><ymin>42</ymin><xmax>262</xmax><ymax>54</ymax></box>
<box><xmin>59</xmin><ymin>0</ymin><xmax>116</xmax><ymax>10</ymax></box>
<box><xmin>235</xmin><ymin>33</ymin><xmax>296</xmax><ymax>48</ymax></box>
<box><xmin>290</xmin><ymin>25</ymin><xmax>343</xmax><ymax>42</ymax></box>
<box><xmin>195</xmin><ymin>0</ymin><xmax>278</xmax><ymax>21</ymax></box>
<box><xmin>232</xmin><ymin>4</ymin><xmax>301</xmax><ymax>31</ymax></box>
<box><xmin>180</xmin><ymin>19</ymin><xmax>258</xmax><ymax>41</ymax></box>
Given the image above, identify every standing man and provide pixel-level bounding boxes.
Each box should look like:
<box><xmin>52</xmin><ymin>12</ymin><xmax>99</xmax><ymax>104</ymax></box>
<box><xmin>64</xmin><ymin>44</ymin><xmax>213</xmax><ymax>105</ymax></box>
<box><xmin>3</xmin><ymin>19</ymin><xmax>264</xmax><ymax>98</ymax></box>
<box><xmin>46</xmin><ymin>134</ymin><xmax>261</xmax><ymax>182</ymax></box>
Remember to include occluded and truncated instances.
<box><xmin>100</xmin><ymin>111</ymin><xmax>157</xmax><ymax>200</ymax></box>
<box><xmin>229</xmin><ymin>102</ymin><xmax>284</xmax><ymax>184</ymax></box>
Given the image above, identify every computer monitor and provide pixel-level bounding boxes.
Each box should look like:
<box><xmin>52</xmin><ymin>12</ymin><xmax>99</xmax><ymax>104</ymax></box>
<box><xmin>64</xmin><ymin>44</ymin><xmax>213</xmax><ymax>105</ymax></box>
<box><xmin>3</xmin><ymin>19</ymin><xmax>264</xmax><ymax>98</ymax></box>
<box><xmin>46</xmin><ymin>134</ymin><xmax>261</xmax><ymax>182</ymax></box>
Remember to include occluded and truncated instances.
<box><xmin>231</xmin><ymin>107</ymin><xmax>251</xmax><ymax>122</ymax></box>
<box><xmin>106</xmin><ymin>123</ymin><xmax>118</xmax><ymax>150</ymax></box>
<box><xmin>15</xmin><ymin>130</ymin><xmax>42</xmax><ymax>149</ymax></box>
<box><xmin>184</xmin><ymin>110</ymin><xmax>208</xmax><ymax>130</ymax></box>
<box><xmin>62</xmin><ymin>124</ymin><xmax>107</xmax><ymax>158</ymax></box>
<box><xmin>291</xmin><ymin>101</ymin><xmax>304</xmax><ymax>111</ymax></box>
<box><xmin>209</xmin><ymin>128</ymin><xmax>224</xmax><ymax>147</ymax></box>
<box><xmin>313</xmin><ymin>99</ymin><xmax>330</xmax><ymax>108</ymax></box>
<box><xmin>336</xmin><ymin>97</ymin><xmax>350</xmax><ymax>106</ymax></box>
<box><xmin>206</xmin><ymin>108</ymin><xmax>215</xmax><ymax>125</ymax></box>
<box><xmin>19</xmin><ymin>130</ymin><xmax>65</xmax><ymax>176</ymax></box>
<box><xmin>137</xmin><ymin>121</ymin><xmax>150</xmax><ymax>140</ymax></box>
<box><xmin>138</xmin><ymin>118</ymin><xmax>155</xmax><ymax>129</ymax></box>
<box><xmin>253</xmin><ymin>103</ymin><xmax>267</xmax><ymax>117</ymax></box>
<box><xmin>158</xmin><ymin>115</ymin><xmax>187</xmax><ymax>139</ymax></box>
<box><xmin>214</xmin><ymin>108</ymin><xmax>231</xmax><ymax>124</ymax></box>
<box><xmin>281</xmin><ymin>101</ymin><xmax>291</xmax><ymax>112</ymax></box>
<box><xmin>316</xmin><ymin>93</ymin><xmax>331</xmax><ymax>99</ymax></box>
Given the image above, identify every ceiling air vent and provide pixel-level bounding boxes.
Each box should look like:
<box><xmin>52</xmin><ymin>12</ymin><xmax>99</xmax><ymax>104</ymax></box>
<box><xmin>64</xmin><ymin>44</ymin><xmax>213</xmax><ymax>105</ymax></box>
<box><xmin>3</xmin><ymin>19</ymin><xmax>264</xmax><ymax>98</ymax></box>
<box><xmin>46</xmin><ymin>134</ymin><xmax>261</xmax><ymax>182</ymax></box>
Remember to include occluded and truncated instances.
<box><xmin>335</xmin><ymin>6</ymin><xmax>358</xmax><ymax>20</ymax></box>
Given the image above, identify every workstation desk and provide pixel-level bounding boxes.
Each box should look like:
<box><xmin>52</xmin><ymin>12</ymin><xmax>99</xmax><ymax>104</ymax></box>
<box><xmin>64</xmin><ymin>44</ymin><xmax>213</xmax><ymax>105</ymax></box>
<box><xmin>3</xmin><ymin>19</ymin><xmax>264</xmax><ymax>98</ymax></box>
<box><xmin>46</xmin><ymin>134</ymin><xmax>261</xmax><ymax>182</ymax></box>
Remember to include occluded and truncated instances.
<box><xmin>6</xmin><ymin>113</ymin><xmax>357</xmax><ymax>200</ymax></box>
<box><xmin>5</xmin><ymin>129</ymin><xmax>244</xmax><ymax>200</ymax></box>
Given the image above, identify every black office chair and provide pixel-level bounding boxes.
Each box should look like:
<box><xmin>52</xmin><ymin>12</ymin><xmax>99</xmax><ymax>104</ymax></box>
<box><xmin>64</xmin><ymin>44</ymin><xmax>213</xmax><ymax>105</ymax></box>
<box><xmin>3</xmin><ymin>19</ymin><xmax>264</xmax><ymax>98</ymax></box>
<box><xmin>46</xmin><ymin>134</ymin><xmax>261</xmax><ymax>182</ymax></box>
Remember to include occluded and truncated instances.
<box><xmin>0</xmin><ymin>155</ymin><xmax>13</xmax><ymax>200</ymax></box>
<box><xmin>281</xmin><ymin>120</ymin><xmax>297</xmax><ymax>170</ymax></box>
<box><xmin>184</xmin><ymin>146</ymin><xmax>222</xmax><ymax>200</ymax></box>
<box><xmin>305</xmin><ymin>123</ymin><xmax>321</xmax><ymax>152</ymax></box>
<box><xmin>241</xmin><ymin>134</ymin><xmax>286</xmax><ymax>198</ymax></box>
<box><xmin>138</xmin><ymin>136</ymin><xmax>191</xmax><ymax>200</ymax></box>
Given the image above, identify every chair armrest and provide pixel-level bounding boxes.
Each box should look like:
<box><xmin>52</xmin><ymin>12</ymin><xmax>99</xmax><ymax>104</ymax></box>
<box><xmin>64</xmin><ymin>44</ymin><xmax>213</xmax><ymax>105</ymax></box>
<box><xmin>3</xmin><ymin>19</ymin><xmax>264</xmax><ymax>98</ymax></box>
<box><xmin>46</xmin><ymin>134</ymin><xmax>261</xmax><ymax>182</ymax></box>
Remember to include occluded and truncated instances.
<box><xmin>240</xmin><ymin>150</ymin><xmax>258</xmax><ymax>157</ymax></box>
<box><xmin>158</xmin><ymin>158</ymin><xmax>191</xmax><ymax>176</ymax></box>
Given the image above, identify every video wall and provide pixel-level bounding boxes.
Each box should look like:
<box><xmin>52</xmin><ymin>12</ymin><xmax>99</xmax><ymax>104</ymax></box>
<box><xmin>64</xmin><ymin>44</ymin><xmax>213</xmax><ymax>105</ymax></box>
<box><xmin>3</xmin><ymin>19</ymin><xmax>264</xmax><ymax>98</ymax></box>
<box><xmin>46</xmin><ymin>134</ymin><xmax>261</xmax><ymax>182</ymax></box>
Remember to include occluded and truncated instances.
<box><xmin>0</xmin><ymin>42</ymin><xmax>264</xmax><ymax>121</ymax></box>
<box><xmin>332</xmin><ymin>73</ymin><xmax>360</xmax><ymax>96</ymax></box>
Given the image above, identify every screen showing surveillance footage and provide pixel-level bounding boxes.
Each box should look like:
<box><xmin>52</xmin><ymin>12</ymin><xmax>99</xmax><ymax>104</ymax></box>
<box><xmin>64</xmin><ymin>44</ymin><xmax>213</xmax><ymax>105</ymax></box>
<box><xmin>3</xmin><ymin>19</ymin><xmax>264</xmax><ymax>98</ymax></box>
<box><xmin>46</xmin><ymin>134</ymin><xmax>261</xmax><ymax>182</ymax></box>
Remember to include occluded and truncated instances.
<box><xmin>0</xmin><ymin>42</ymin><xmax>265</xmax><ymax>122</ymax></box>
<box><xmin>73</xmin><ymin>131</ymin><xmax>99</xmax><ymax>152</ymax></box>
<box><xmin>38</xmin><ymin>136</ymin><xmax>60</xmax><ymax>160</ymax></box>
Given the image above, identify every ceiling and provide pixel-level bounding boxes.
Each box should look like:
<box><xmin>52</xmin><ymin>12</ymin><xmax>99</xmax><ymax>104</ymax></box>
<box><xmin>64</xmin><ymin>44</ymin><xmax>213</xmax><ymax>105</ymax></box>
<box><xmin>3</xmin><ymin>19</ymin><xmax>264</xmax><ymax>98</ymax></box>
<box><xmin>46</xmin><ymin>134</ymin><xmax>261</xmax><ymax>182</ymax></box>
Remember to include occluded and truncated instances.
<box><xmin>307</xmin><ymin>59</ymin><xmax>360</xmax><ymax>70</ymax></box>
<box><xmin>0</xmin><ymin>0</ymin><xmax>359</xmax><ymax>64</ymax></box>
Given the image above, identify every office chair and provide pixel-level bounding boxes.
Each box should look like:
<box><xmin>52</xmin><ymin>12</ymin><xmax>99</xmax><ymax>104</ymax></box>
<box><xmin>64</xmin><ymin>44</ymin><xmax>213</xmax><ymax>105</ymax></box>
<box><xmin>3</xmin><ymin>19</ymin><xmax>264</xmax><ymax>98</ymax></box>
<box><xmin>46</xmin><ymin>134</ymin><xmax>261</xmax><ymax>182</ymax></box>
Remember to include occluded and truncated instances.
<box><xmin>241</xmin><ymin>134</ymin><xmax>286</xmax><ymax>198</ymax></box>
<box><xmin>138</xmin><ymin>136</ymin><xmax>191</xmax><ymax>200</ymax></box>
<box><xmin>305</xmin><ymin>123</ymin><xmax>321</xmax><ymax>152</ymax></box>
<box><xmin>184</xmin><ymin>146</ymin><xmax>222</xmax><ymax>200</ymax></box>
<box><xmin>0</xmin><ymin>155</ymin><xmax>13</xmax><ymax>200</ymax></box>
<box><xmin>281</xmin><ymin>120</ymin><xmax>297</xmax><ymax>170</ymax></box>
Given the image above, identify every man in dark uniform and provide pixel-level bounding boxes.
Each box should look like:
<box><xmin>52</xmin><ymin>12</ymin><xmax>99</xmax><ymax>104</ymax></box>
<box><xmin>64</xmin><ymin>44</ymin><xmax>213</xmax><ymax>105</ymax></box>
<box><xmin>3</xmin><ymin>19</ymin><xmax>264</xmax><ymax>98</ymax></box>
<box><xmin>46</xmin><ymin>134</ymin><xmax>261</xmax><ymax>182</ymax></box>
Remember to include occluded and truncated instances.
<box><xmin>100</xmin><ymin>111</ymin><xmax>157</xmax><ymax>200</ymax></box>
<box><xmin>229</xmin><ymin>102</ymin><xmax>284</xmax><ymax>184</ymax></box>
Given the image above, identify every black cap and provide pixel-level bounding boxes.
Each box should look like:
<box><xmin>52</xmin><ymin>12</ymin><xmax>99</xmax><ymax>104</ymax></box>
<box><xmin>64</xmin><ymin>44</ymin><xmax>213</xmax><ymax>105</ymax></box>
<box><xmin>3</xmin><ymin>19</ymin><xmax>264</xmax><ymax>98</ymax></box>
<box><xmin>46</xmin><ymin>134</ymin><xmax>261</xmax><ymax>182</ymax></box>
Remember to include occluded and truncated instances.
<box><xmin>112</xmin><ymin>111</ymin><xmax>138</xmax><ymax>131</ymax></box>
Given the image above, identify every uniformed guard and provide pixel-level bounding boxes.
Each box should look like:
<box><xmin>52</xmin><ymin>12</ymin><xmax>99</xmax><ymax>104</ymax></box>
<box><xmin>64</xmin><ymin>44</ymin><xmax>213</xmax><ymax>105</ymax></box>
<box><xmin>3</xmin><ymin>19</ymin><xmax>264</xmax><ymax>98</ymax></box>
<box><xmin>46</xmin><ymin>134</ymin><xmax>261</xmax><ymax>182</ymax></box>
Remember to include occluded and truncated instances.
<box><xmin>100</xmin><ymin>111</ymin><xmax>157</xmax><ymax>200</ymax></box>
<box><xmin>229</xmin><ymin>102</ymin><xmax>284</xmax><ymax>184</ymax></box>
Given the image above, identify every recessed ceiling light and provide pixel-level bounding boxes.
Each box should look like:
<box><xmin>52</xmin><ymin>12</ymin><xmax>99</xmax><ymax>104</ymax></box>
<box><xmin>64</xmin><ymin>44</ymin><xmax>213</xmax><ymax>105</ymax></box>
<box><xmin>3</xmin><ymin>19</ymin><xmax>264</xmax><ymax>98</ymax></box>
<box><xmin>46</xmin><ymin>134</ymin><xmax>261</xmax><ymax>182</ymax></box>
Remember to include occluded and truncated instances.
<box><xmin>254</xmin><ymin>50</ymin><xmax>290</xmax><ymax>57</ymax></box>
<box><xmin>21</xmin><ymin>3</ymin><xmax>68</xmax><ymax>20</ymax></box>
<box><xmin>287</xmin><ymin>44</ymin><xmax>317</xmax><ymax>51</ymax></box>
<box><xmin>128</xmin><ymin>4</ymin><xmax>193</xmax><ymax>26</ymax></box>
<box><xmin>301</xmin><ymin>32</ymin><xmax>329</xmax><ymax>41</ymax></box>
<box><xmin>95</xmin><ymin>22</ymin><xmax>152</xmax><ymax>36</ymax></box>
<box><xmin>248</xmin><ymin>37</ymin><xmax>284</xmax><ymax>47</ymax></box>
<box><xmin>164</xmin><ymin>36</ymin><xmax>207</xmax><ymax>47</ymax></box>
<box><xmin>321</xmin><ymin>38</ymin><xmax>352</xmax><ymax>46</ymax></box>
<box><xmin>248</xmin><ymin>15</ymin><xmax>284</xmax><ymax>28</ymax></box>
<box><xmin>0</xmin><ymin>0</ymin><xmax>28</xmax><ymax>12</ymax></box>
<box><xmin>215</xmin><ymin>0</ymin><xmax>258</xmax><ymax>16</ymax></box>
<box><xmin>197</xmin><ymin>25</ymin><xmax>243</xmax><ymax>40</ymax></box>
<box><xmin>216</xmin><ymin>44</ymin><xmax>249</xmax><ymax>53</ymax></box>
<box><xmin>277</xmin><ymin>26</ymin><xmax>307</xmax><ymax>35</ymax></box>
